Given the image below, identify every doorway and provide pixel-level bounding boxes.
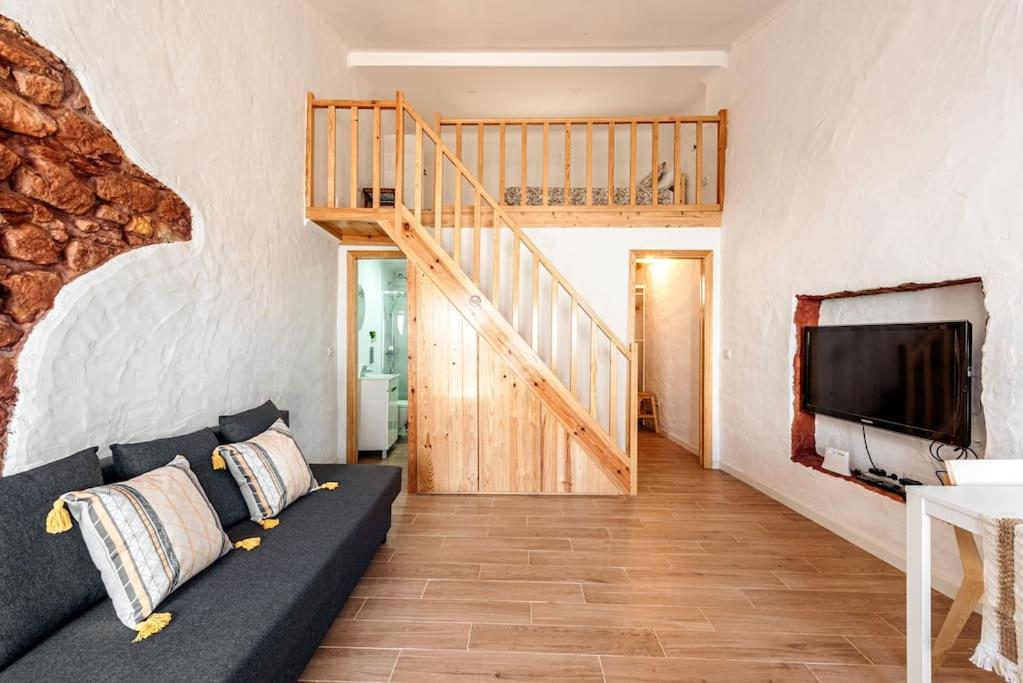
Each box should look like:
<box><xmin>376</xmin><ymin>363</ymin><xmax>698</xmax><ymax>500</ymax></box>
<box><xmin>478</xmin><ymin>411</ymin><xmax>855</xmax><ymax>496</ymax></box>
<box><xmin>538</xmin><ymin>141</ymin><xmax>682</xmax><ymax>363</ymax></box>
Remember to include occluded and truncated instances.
<box><xmin>346</xmin><ymin>251</ymin><xmax>409</xmax><ymax>465</ymax></box>
<box><xmin>628</xmin><ymin>250</ymin><xmax>713</xmax><ymax>468</ymax></box>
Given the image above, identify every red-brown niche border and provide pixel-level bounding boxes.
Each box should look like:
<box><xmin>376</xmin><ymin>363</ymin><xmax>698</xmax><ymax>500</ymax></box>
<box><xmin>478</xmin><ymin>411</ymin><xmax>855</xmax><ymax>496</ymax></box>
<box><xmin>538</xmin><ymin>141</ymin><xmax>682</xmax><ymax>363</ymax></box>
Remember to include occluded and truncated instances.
<box><xmin>791</xmin><ymin>277</ymin><xmax>983</xmax><ymax>503</ymax></box>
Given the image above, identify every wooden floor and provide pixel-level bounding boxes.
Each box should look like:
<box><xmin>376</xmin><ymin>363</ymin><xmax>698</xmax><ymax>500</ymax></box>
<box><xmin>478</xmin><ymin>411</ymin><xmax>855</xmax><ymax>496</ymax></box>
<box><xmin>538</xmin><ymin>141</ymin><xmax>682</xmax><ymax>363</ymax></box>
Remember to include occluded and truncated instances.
<box><xmin>302</xmin><ymin>432</ymin><xmax>995</xmax><ymax>682</ymax></box>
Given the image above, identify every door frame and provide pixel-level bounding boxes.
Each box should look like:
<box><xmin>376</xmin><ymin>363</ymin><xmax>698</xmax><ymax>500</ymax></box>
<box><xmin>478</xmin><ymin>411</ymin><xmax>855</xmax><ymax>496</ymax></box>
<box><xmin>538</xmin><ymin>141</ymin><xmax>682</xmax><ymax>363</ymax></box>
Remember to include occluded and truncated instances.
<box><xmin>345</xmin><ymin>250</ymin><xmax>407</xmax><ymax>465</ymax></box>
<box><xmin>627</xmin><ymin>249</ymin><xmax>714</xmax><ymax>469</ymax></box>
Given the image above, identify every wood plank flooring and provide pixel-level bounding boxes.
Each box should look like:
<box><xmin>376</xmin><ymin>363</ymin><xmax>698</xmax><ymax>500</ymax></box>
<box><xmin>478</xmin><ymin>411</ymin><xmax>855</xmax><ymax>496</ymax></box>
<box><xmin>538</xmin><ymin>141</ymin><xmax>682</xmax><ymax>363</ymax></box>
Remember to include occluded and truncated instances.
<box><xmin>304</xmin><ymin>432</ymin><xmax>996</xmax><ymax>682</ymax></box>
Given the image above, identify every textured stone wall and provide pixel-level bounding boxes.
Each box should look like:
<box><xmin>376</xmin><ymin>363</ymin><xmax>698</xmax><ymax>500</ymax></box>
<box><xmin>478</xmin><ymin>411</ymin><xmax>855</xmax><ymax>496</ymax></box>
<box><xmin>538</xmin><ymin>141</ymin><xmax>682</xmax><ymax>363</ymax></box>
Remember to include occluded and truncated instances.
<box><xmin>0</xmin><ymin>16</ymin><xmax>190</xmax><ymax>469</ymax></box>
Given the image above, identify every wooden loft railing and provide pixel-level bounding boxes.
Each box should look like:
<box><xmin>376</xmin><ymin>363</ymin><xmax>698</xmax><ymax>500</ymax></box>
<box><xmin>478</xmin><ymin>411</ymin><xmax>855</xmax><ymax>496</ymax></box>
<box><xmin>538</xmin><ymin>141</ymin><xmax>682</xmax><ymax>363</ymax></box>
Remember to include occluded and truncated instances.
<box><xmin>305</xmin><ymin>91</ymin><xmax>637</xmax><ymax>490</ymax></box>
<box><xmin>435</xmin><ymin>112</ymin><xmax>727</xmax><ymax>227</ymax></box>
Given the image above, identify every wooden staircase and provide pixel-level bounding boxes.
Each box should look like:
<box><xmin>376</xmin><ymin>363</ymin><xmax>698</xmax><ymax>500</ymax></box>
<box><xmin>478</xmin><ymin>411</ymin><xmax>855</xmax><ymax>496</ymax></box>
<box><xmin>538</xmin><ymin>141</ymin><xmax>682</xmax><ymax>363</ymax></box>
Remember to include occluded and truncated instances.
<box><xmin>306</xmin><ymin>92</ymin><xmax>636</xmax><ymax>494</ymax></box>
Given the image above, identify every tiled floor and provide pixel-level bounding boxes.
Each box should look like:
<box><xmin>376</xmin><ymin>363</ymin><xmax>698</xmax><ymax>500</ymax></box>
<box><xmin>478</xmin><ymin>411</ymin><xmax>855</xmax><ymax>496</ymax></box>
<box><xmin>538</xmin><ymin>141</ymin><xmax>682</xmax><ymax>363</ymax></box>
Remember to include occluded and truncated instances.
<box><xmin>302</xmin><ymin>432</ymin><xmax>996</xmax><ymax>682</ymax></box>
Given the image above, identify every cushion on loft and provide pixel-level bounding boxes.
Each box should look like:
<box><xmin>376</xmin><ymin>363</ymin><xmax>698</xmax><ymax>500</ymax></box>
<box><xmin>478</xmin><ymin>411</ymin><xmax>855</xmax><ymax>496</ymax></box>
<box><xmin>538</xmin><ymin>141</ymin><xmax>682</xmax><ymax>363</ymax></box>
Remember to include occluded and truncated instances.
<box><xmin>214</xmin><ymin>418</ymin><xmax>318</xmax><ymax>522</ymax></box>
<box><xmin>61</xmin><ymin>456</ymin><xmax>232</xmax><ymax>635</ymax></box>
<box><xmin>0</xmin><ymin>447</ymin><xmax>107</xmax><ymax>669</ymax></box>
<box><xmin>217</xmin><ymin>400</ymin><xmax>282</xmax><ymax>443</ymax></box>
<box><xmin>110</xmin><ymin>427</ymin><xmax>248</xmax><ymax>528</ymax></box>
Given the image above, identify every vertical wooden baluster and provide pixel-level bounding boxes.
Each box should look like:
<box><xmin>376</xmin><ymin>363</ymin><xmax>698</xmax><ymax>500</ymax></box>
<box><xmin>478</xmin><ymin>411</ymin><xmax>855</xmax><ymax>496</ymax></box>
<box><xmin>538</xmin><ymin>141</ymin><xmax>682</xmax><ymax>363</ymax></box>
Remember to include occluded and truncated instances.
<box><xmin>531</xmin><ymin>255</ymin><xmax>540</xmax><ymax>352</ymax></box>
<box><xmin>695</xmin><ymin>121</ymin><xmax>704</xmax><ymax>206</ymax></box>
<box><xmin>453</xmin><ymin>161</ymin><xmax>462</xmax><ymax>267</ymax></box>
<box><xmin>717</xmin><ymin>109</ymin><xmax>728</xmax><ymax>206</ymax></box>
<box><xmin>455</xmin><ymin>123</ymin><xmax>463</xmax><ymax>160</ymax></box>
<box><xmin>550</xmin><ymin>275</ymin><xmax>559</xmax><ymax>375</ymax></box>
<box><xmin>609</xmin><ymin>350</ymin><xmax>617</xmax><ymax>441</ymax></box>
<box><xmin>520</xmin><ymin>123</ymin><xmax>527</xmax><ymax>207</ymax></box>
<box><xmin>651</xmin><ymin>120</ymin><xmax>659</xmax><ymax>207</ymax></box>
<box><xmin>477</xmin><ymin>123</ymin><xmax>484</xmax><ymax>186</ymax></box>
<box><xmin>563</xmin><ymin>122</ymin><xmax>571</xmax><ymax>206</ymax></box>
<box><xmin>304</xmin><ymin>92</ymin><xmax>314</xmax><ymax>207</ymax></box>
<box><xmin>607</xmin><ymin>122</ymin><xmax>615</xmax><ymax>206</ymax></box>
<box><xmin>511</xmin><ymin>234</ymin><xmax>520</xmax><ymax>333</ymax></box>
<box><xmin>590</xmin><ymin>320</ymin><xmax>598</xmax><ymax>417</ymax></box>
<box><xmin>673</xmin><ymin>120</ymin><xmax>681</xmax><ymax>205</ymax></box>
<box><xmin>570</xmin><ymin>299</ymin><xmax>578</xmax><ymax>395</ymax></box>
<box><xmin>349</xmin><ymin>106</ymin><xmax>359</xmax><ymax>208</ymax></box>
<box><xmin>541</xmin><ymin>122</ymin><xmax>550</xmax><ymax>207</ymax></box>
<box><xmin>491</xmin><ymin>213</ymin><xmax>501</xmax><ymax>309</ymax></box>
<box><xmin>433</xmin><ymin>133</ymin><xmax>442</xmax><ymax>240</ymax></box>
<box><xmin>372</xmin><ymin>106</ymin><xmax>381</xmax><ymax>208</ymax></box>
<box><xmin>472</xmin><ymin>188</ymin><xmax>481</xmax><ymax>284</ymax></box>
<box><xmin>629</xmin><ymin>120</ymin><xmax>637</xmax><ymax>206</ymax></box>
<box><xmin>498</xmin><ymin>122</ymin><xmax>506</xmax><ymax>204</ymax></box>
<box><xmin>585</xmin><ymin>121</ymin><xmax>593</xmax><ymax>206</ymax></box>
<box><xmin>414</xmin><ymin>121</ymin><xmax>423</xmax><ymax>220</ymax></box>
<box><xmin>394</xmin><ymin>94</ymin><xmax>403</xmax><ymax>210</ymax></box>
<box><xmin>326</xmin><ymin>105</ymin><xmax>336</xmax><ymax>207</ymax></box>
<box><xmin>629</xmin><ymin>342</ymin><xmax>639</xmax><ymax>495</ymax></box>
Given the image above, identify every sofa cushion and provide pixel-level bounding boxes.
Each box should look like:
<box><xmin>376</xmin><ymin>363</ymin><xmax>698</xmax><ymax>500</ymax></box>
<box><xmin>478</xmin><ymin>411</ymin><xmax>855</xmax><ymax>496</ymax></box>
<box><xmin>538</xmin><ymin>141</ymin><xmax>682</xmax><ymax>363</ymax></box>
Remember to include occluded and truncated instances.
<box><xmin>0</xmin><ymin>448</ymin><xmax>106</xmax><ymax>670</ymax></box>
<box><xmin>0</xmin><ymin>463</ymin><xmax>402</xmax><ymax>682</ymax></box>
<box><xmin>110</xmin><ymin>427</ymin><xmax>248</xmax><ymax>528</ymax></box>
<box><xmin>214</xmin><ymin>419</ymin><xmax>317</xmax><ymax>522</ymax></box>
<box><xmin>62</xmin><ymin>456</ymin><xmax>233</xmax><ymax>634</ymax></box>
<box><xmin>217</xmin><ymin>400</ymin><xmax>281</xmax><ymax>443</ymax></box>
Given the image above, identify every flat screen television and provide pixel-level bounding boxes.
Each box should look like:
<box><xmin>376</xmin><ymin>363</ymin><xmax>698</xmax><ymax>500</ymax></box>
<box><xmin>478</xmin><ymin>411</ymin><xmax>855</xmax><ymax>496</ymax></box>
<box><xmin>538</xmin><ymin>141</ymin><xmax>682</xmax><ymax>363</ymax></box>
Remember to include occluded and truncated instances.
<box><xmin>801</xmin><ymin>321</ymin><xmax>972</xmax><ymax>446</ymax></box>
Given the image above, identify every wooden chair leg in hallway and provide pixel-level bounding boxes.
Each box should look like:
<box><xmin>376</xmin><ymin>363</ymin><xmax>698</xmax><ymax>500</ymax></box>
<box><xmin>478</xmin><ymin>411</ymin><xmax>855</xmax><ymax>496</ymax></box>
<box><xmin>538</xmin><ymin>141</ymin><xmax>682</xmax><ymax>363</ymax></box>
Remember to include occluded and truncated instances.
<box><xmin>637</xmin><ymin>391</ymin><xmax>660</xmax><ymax>433</ymax></box>
<box><xmin>932</xmin><ymin>526</ymin><xmax>984</xmax><ymax>673</ymax></box>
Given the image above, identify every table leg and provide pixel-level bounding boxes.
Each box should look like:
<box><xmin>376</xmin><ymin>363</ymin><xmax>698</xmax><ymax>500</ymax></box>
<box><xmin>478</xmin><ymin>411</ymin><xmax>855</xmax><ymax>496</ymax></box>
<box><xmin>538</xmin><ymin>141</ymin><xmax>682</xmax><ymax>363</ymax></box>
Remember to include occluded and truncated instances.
<box><xmin>907</xmin><ymin>494</ymin><xmax>931</xmax><ymax>682</ymax></box>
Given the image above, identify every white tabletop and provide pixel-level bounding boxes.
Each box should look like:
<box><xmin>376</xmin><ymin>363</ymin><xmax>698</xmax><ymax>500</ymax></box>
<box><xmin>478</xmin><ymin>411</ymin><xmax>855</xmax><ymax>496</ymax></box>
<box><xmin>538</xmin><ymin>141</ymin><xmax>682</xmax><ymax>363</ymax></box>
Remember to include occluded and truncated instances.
<box><xmin>906</xmin><ymin>485</ymin><xmax>1023</xmax><ymax>519</ymax></box>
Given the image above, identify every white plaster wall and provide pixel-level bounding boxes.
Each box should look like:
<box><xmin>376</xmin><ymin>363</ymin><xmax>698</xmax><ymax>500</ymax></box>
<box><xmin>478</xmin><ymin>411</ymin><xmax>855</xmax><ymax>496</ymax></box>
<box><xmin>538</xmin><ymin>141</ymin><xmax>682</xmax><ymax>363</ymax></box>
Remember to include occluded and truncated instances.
<box><xmin>705</xmin><ymin>0</ymin><xmax>1023</xmax><ymax>587</ymax></box>
<box><xmin>816</xmin><ymin>283</ymin><xmax>987</xmax><ymax>485</ymax></box>
<box><xmin>1</xmin><ymin>1</ymin><xmax>366</xmax><ymax>473</ymax></box>
<box><xmin>640</xmin><ymin>259</ymin><xmax>702</xmax><ymax>452</ymax></box>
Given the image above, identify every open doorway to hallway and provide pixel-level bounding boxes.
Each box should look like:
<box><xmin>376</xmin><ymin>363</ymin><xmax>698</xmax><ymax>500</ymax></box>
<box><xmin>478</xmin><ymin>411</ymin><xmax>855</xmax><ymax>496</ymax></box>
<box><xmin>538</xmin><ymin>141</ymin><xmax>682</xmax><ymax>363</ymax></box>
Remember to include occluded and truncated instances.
<box><xmin>347</xmin><ymin>251</ymin><xmax>409</xmax><ymax>467</ymax></box>
<box><xmin>629</xmin><ymin>250</ymin><xmax>714</xmax><ymax>468</ymax></box>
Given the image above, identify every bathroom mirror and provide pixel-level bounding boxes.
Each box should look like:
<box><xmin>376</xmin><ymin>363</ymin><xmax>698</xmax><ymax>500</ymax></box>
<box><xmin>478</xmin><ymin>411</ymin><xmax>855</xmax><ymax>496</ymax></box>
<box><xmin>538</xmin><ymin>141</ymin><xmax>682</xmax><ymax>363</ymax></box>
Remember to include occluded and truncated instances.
<box><xmin>356</xmin><ymin>285</ymin><xmax>366</xmax><ymax>331</ymax></box>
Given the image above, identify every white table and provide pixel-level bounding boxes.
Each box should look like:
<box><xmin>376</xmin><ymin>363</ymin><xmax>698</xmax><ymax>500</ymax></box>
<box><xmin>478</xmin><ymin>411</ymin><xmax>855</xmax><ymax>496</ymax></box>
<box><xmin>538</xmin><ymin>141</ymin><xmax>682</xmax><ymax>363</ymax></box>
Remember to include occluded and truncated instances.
<box><xmin>906</xmin><ymin>485</ymin><xmax>1023</xmax><ymax>682</ymax></box>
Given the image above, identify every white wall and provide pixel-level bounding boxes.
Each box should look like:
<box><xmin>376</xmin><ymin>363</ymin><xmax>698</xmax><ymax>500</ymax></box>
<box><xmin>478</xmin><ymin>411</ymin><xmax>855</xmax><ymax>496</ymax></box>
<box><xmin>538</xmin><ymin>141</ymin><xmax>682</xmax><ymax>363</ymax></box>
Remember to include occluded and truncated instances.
<box><xmin>815</xmin><ymin>283</ymin><xmax>987</xmax><ymax>485</ymax></box>
<box><xmin>2</xmin><ymin>1</ymin><xmax>365</xmax><ymax>473</ymax></box>
<box><xmin>640</xmin><ymin>259</ymin><xmax>703</xmax><ymax>452</ymax></box>
<box><xmin>705</xmin><ymin>0</ymin><xmax>1023</xmax><ymax>588</ymax></box>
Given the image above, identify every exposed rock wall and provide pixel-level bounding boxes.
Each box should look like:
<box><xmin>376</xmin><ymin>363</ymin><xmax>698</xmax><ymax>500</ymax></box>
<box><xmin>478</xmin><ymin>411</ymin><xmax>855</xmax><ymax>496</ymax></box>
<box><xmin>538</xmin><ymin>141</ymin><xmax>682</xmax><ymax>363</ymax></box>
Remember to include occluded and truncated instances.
<box><xmin>0</xmin><ymin>16</ymin><xmax>191</xmax><ymax>469</ymax></box>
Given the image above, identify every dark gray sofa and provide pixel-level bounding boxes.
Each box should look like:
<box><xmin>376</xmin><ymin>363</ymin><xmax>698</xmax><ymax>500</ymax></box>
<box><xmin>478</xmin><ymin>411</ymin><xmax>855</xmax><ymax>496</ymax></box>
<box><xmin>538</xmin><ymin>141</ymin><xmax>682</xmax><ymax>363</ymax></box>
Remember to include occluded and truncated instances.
<box><xmin>0</xmin><ymin>403</ymin><xmax>401</xmax><ymax>682</ymax></box>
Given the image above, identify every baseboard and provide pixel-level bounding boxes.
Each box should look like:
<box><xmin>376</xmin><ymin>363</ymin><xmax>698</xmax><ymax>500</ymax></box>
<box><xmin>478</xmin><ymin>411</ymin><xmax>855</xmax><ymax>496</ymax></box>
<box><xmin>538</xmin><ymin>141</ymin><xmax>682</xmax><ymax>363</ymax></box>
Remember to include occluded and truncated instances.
<box><xmin>659</xmin><ymin>428</ymin><xmax>699</xmax><ymax>456</ymax></box>
<box><xmin>720</xmin><ymin>463</ymin><xmax>961</xmax><ymax>600</ymax></box>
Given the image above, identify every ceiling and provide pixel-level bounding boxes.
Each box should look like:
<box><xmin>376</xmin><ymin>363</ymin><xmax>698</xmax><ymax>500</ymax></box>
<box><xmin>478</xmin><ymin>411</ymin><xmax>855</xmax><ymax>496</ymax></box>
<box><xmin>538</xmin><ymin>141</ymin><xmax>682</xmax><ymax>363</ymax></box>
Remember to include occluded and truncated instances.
<box><xmin>307</xmin><ymin>0</ymin><xmax>784</xmax><ymax>116</ymax></box>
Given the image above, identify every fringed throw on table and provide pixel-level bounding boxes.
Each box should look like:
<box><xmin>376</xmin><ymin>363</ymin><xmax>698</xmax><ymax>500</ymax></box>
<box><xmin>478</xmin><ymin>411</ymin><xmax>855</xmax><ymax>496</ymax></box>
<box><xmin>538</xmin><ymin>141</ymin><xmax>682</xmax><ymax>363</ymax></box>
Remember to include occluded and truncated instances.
<box><xmin>972</xmin><ymin>515</ymin><xmax>1023</xmax><ymax>682</ymax></box>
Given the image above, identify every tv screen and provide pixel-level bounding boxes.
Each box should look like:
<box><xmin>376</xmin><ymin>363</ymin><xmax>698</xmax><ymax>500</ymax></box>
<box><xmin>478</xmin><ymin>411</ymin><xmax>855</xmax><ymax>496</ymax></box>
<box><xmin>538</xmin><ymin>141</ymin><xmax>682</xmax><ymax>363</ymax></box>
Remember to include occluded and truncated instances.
<box><xmin>802</xmin><ymin>321</ymin><xmax>972</xmax><ymax>446</ymax></box>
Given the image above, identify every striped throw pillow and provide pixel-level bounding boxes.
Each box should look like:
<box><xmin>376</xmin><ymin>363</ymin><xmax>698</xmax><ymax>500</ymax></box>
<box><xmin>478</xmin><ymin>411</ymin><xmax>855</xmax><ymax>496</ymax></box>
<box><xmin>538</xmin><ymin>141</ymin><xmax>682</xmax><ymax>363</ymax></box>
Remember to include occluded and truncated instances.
<box><xmin>213</xmin><ymin>418</ymin><xmax>318</xmax><ymax>522</ymax></box>
<box><xmin>60</xmin><ymin>456</ymin><xmax>231</xmax><ymax>636</ymax></box>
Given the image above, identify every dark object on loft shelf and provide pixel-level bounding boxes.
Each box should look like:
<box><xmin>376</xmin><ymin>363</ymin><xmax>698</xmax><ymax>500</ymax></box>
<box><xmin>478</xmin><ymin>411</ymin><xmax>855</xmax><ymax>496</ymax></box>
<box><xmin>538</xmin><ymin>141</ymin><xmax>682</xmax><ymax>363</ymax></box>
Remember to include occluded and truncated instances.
<box><xmin>361</xmin><ymin>187</ymin><xmax>395</xmax><ymax>207</ymax></box>
<box><xmin>801</xmin><ymin>321</ymin><xmax>972</xmax><ymax>447</ymax></box>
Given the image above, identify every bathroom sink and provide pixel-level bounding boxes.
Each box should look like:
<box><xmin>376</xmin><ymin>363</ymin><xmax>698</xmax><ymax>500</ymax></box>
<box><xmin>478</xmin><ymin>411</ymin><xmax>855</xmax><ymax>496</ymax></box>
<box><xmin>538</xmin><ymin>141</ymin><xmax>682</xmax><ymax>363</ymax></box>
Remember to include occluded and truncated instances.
<box><xmin>361</xmin><ymin>373</ymin><xmax>400</xmax><ymax>380</ymax></box>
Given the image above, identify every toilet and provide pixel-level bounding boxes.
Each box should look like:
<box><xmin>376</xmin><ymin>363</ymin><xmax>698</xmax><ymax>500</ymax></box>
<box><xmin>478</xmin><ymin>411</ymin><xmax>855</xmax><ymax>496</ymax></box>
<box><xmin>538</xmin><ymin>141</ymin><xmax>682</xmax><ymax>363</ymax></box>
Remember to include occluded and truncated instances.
<box><xmin>396</xmin><ymin>399</ymin><xmax>409</xmax><ymax>435</ymax></box>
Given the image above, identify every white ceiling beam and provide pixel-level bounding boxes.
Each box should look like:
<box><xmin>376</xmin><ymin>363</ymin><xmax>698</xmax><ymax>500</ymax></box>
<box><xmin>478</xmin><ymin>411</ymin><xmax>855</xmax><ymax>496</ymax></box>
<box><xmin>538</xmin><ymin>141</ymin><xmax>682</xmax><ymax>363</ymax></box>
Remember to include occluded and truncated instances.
<box><xmin>347</xmin><ymin>50</ymin><xmax>728</xmax><ymax>69</ymax></box>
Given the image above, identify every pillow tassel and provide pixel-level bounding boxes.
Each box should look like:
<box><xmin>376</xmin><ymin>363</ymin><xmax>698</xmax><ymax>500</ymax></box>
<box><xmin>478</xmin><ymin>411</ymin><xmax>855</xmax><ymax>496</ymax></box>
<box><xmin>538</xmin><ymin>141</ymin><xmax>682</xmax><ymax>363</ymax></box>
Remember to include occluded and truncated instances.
<box><xmin>45</xmin><ymin>499</ymin><xmax>73</xmax><ymax>534</ymax></box>
<box><xmin>211</xmin><ymin>450</ymin><xmax>226</xmax><ymax>471</ymax></box>
<box><xmin>132</xmin><ymin>612</ymin><xmax>172</xmax><ymax>643</ymax></box>
<box><xmin>317</xmin><ymin>481</ymin><xmax>339</xmax><ymax>491</ymax></box>
<box><xmin>259</xmin><ymin>518</ymin><xmax>279</xmax><ymax>530</ymax></box>
<box><xmin>234</xmin><ymin>537</ymin><xmax>261</xmax><ymax>551</ymax></box>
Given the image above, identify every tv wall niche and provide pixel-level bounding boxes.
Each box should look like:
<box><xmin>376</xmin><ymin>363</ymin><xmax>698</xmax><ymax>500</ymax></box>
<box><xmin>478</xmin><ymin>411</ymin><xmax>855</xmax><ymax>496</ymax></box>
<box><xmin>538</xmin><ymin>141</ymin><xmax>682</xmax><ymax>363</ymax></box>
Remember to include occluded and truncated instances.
<box><xmin>0</xmin><ymin>16</ymin><xmax>192</xmax><ymax>472</ymax></box>
<box><xmin>791</xmin><ymin>278</ymin><xmax>986</xmax><ymax>501</ymax></box>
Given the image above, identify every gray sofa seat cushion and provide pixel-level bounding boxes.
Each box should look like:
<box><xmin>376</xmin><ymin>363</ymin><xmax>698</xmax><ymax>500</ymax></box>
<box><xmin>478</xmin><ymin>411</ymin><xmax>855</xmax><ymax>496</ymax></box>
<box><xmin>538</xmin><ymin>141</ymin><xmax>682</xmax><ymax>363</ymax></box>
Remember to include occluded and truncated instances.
<box><xmin>0</xmin><ymin>448</ymin><xmax>106</xmax><ymax>670</ymax></box>
<box><xmin>217</xmin><ymin>400</ymin><xmax>282</xmax><ymax>443</ymax></box>
<box><xmin>0</xmin><ymin>464</ymin><xmax>402</xmax><ymax>683</ymax></box>
<box><xmin>110</xmin><ymin>427</ymin><xmax>249</xmax><ymax>529</ymax></box>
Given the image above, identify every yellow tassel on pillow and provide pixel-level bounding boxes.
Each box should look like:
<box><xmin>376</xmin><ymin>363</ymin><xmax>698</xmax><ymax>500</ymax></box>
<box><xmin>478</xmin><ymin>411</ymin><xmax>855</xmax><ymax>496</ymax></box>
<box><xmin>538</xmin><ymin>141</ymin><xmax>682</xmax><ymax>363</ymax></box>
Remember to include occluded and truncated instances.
<box><xmin>132</xmin><ymin>612</ymin><xmax>172</xmax><ymax>643</ymax></box>
<box><xmin>211</xmin><ymin>450</ymin><xmax>226</xmax><ymax>471</ymax></box>
<box><xmin>234</xmin><ymin>537</ymin><xmax>261</xmax><ymax>551</ymax></box>
<box><xmin>318</xmin><ymin>481</ymin><xmax>339</xmax><ymax>491</ymax></box>
<box><xmin>259</xmin><ymin>518</ymin><xmax>279</xmax><ymax>530</ymax></box>
<box><xmin>46</xmin><ymin>499</ymin><xmax>73</xmax><ymax>534</ymax></box>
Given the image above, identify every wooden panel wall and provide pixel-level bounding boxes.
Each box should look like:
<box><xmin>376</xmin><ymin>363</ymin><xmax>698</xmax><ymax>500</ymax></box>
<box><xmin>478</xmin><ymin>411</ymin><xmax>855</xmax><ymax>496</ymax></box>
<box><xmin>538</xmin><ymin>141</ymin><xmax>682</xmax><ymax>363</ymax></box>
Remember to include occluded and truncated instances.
<box><xmin>411</xmin><ymin>270</ymin><xmax>620</xmax><ymax>496</ymax></box>
<box><xmin>412</xmin><ymin>266</ymin><xmax>479</xmax><ymax>493</ymax></box>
